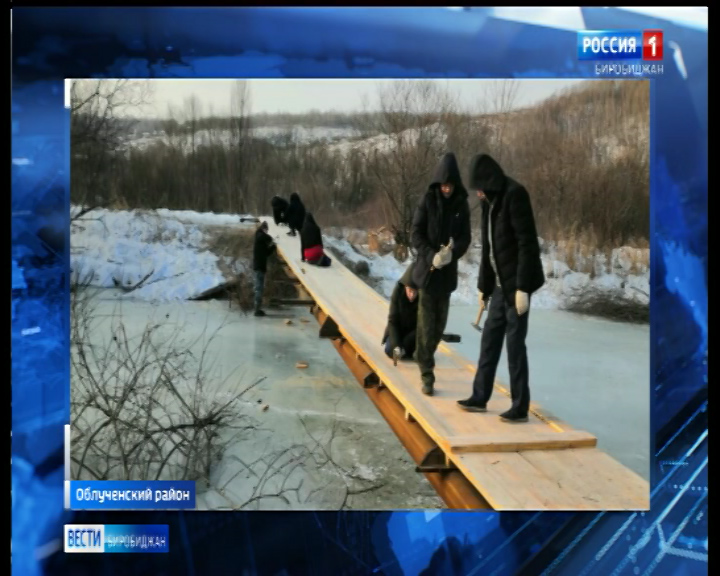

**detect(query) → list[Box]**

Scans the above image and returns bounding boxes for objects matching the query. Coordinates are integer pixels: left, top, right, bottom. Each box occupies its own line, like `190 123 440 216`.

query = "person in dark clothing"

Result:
285 192 306 236
252 221 277 317
411 152 472 395
382 262 419 362
458 154 545 422
271 195 290 227
300 213 332 267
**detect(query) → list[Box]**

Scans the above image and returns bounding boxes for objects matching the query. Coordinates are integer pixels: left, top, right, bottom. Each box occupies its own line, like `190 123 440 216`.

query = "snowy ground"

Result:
71 207 649 312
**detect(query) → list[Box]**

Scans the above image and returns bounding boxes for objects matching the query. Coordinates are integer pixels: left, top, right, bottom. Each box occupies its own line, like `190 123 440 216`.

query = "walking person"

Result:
300 213 332 267
458 153 545 422
252 221 277 317
285 192 306 237
411 152 472 396
382 262 420 363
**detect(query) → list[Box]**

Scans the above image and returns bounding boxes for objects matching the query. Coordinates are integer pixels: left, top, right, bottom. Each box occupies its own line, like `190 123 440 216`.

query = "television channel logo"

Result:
64 524 169 553
64 525 104 553
577 30 663 61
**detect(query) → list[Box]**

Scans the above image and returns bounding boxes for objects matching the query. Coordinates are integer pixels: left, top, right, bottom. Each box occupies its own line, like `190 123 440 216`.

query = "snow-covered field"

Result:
71 207 649 311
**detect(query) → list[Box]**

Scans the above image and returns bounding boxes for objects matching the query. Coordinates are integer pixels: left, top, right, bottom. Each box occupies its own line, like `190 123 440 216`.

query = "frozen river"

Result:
72 289 649 510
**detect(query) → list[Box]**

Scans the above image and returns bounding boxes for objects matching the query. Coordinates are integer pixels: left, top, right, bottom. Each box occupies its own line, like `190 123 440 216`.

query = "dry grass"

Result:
566 294 649 324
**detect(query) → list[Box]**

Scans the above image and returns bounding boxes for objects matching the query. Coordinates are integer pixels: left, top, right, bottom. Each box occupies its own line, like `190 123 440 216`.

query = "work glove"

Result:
516 290 529 316
394 346 404 358
432 239 454 269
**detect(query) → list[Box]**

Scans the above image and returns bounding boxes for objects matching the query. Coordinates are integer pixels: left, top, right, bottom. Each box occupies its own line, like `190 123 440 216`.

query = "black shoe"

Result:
422 384 434 396
499 409 528 423
254 309 266 317
457 398 487 412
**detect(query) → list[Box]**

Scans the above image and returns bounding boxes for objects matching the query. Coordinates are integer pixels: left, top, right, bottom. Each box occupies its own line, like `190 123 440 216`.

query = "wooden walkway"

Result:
266 221 650 511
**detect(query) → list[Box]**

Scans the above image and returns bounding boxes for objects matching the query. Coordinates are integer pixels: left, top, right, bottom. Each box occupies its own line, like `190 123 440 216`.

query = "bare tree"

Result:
482 79 520 166
229 80 253 214
360 80 454 257
70 79 153 220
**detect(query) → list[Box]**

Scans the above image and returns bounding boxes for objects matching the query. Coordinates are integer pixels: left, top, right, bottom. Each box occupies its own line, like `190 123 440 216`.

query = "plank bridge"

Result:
266 221 650 510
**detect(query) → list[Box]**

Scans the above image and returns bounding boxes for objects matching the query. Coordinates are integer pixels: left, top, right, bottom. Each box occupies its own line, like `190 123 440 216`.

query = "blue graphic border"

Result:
11 7 706 576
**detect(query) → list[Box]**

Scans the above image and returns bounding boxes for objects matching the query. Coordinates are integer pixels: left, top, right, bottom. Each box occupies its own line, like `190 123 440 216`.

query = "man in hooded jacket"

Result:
285 193 306 237
411 152 472 395
382 262 420 362
458 154 545 422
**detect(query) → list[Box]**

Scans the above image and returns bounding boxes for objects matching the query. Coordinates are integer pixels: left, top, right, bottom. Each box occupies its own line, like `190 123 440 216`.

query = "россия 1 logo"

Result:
577 29 663 75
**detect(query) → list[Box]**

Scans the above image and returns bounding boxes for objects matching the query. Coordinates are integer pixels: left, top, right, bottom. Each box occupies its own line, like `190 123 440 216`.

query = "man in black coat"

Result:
271 196 290 227
285 192 306 237
252 221 277 317
458 154 545 422
411 152 472 395
382 263 419 362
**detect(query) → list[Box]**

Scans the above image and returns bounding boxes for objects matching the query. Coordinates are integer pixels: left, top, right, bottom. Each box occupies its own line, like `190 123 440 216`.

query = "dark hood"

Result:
289 193 301 206
399 262 417 289
430 153 467 197
468 154 507 201
271 196 285 207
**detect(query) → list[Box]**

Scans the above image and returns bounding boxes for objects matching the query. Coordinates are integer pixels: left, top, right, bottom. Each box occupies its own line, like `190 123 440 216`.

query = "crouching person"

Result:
300 213 332 267
271 195 290 227
382 263 419 363
252 221 276 317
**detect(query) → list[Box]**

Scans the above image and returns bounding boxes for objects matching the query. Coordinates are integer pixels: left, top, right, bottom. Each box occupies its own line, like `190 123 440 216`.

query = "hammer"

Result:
470 306 484 332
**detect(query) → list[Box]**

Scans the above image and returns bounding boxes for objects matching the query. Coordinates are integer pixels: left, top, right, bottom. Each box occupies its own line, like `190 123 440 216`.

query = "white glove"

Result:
432 243 453 269
516 290 529 316
393 346 404 358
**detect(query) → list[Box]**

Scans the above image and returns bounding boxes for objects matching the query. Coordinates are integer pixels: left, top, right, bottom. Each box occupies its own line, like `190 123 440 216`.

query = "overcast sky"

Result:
127 79 590 118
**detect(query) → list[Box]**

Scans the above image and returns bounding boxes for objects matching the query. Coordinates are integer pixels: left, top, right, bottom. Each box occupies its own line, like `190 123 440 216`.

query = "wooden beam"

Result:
441 430 598 454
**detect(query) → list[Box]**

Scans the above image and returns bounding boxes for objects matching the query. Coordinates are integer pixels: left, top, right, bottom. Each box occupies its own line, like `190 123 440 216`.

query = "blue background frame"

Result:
11 7 707 576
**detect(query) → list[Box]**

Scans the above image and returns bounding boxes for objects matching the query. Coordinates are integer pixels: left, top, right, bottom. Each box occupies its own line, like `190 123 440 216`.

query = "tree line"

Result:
71 79 649 251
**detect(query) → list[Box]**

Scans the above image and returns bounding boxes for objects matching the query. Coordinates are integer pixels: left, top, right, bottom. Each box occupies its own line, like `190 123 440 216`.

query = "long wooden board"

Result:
263 221 650 510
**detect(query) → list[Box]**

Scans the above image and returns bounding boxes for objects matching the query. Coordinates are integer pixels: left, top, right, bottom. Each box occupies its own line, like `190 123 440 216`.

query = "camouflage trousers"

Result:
415 290 451 388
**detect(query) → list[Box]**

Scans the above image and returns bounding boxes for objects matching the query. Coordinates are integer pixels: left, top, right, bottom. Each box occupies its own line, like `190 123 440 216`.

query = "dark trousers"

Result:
254 270 265 311
416 290 451 387
471 284 531 415
384 330 417 359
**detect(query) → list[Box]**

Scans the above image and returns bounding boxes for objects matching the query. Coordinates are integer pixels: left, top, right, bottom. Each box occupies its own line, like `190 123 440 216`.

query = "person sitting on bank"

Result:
300 213 332 267
382 262 419 362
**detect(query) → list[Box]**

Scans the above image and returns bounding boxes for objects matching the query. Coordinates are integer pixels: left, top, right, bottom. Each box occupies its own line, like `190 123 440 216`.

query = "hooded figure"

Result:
285 192 306 236
382 263 420 360
410 152 472 395
469 154 545 305
457 153 545 422
300 213 331 266
271 195 290 227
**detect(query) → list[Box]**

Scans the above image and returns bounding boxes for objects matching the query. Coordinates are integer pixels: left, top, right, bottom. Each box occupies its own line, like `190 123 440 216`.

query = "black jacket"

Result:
382 264 419 349
300 213 323 261
411 153 472 294
271 196 289 226
285 193 306 232
252 226 276 272
469 154 545 304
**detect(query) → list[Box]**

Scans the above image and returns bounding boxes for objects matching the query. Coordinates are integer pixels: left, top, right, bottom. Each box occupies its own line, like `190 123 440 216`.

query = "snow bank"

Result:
71 208 255 302
70 207 649 313
325 232 650 311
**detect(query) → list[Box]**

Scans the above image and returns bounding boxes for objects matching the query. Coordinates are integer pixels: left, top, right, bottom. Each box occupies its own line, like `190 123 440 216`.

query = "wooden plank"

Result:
441 430 598 454
522 449 650 510
453 452 597 511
